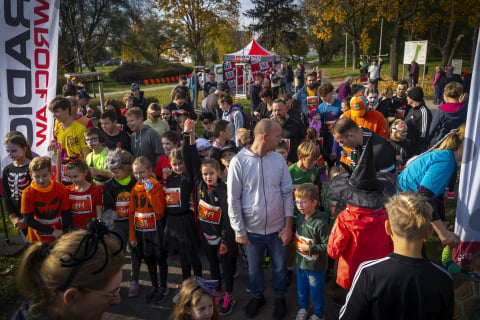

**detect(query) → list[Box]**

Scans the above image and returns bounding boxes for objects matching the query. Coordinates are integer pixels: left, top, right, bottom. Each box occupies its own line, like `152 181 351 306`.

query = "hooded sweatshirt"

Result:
222 104 244 147
428 101 467 146
227 147 294 237
327 204 393 289
130 125 164 170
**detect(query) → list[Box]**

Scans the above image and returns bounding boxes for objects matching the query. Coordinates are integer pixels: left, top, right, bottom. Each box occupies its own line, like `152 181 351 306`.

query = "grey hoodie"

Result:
227 147 294 237
130 125 164 168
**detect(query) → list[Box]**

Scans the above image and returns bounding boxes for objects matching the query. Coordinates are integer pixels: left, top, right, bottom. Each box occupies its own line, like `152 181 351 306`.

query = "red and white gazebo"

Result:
223 40 281 95
223 39 280 62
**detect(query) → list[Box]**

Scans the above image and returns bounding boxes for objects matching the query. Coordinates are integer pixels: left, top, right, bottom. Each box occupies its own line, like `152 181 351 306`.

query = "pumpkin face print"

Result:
35 197 60 219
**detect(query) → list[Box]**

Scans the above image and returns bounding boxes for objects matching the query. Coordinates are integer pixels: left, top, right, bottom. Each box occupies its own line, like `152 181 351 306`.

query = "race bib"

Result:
307 96 319 106
69 194 93 214
198 200 222 224
164 187 181 208
116 200 130 219
295 232 319 261
36 216 62 243
134 212 157 232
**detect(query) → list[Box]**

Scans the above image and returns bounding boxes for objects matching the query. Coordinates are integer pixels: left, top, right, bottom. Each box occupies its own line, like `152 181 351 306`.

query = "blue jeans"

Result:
297 266 326 318
245 232 288 298
434 86 441 103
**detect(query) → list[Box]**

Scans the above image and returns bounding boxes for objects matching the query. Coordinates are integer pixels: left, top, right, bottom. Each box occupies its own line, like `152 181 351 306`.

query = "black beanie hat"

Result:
407 87 424 102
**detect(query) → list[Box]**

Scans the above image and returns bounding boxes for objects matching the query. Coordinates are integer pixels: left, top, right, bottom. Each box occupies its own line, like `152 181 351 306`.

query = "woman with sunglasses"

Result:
12 220 125 320
144 103 170 138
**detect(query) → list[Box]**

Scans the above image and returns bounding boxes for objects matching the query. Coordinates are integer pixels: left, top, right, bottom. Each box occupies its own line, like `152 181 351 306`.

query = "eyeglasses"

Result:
161 113 170 116
295 200 313 206
83 286 121 298
85 138 99 143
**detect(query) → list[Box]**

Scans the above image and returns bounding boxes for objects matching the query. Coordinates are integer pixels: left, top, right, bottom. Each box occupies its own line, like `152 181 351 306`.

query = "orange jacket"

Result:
128 178 165 242
342 109 389 139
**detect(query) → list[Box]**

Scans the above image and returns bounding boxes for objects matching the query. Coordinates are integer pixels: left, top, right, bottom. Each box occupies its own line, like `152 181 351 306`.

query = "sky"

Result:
239 0 255 29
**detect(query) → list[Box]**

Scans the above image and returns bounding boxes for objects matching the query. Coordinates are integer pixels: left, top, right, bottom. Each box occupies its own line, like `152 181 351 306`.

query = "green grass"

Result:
0 216 23 317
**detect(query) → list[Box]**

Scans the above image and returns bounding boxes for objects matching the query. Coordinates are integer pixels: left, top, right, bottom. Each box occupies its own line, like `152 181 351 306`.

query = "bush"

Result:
110 63 193 84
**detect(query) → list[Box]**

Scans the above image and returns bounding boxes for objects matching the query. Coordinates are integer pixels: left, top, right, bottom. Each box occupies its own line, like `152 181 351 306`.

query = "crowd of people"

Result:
6 62 478 320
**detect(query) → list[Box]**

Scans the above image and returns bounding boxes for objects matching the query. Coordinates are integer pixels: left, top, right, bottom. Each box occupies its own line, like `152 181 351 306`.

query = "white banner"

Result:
403 40 428 64
453 35 480 267
0 0 58 169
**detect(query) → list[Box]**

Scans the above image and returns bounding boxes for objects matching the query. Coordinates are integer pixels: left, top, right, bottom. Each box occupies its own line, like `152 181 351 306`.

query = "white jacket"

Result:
227 147 294 237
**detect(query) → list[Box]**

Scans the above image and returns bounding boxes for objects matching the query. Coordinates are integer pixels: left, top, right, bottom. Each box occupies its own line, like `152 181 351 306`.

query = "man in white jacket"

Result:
227 119 294 319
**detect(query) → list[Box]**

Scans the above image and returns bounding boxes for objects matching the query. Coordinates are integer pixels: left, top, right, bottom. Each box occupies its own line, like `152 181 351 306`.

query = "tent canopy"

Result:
223 39 280 62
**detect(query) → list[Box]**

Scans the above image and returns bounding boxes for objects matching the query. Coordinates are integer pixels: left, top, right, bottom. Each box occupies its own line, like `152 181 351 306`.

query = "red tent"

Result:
223 39 280 62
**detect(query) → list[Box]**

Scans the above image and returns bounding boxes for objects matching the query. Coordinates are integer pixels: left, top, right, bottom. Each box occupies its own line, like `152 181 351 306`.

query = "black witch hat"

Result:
329 138 396 208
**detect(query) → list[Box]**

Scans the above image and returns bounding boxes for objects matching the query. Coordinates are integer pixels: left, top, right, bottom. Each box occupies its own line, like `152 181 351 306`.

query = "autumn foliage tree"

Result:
154 0 240 64
304 0 373 68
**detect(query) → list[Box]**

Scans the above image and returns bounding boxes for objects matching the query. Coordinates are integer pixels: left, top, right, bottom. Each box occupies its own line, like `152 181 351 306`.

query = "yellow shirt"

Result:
55 121 87 159
143 119 169 138
307 87 317 97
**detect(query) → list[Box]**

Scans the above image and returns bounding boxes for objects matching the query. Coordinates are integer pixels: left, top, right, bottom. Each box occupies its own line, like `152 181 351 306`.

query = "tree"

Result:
304 0 373 69
59 0 130 72
153 0 240 65
302 1 344 65
121 15 178 64
419 0 480 66
374 0 420 81
244 0 299 52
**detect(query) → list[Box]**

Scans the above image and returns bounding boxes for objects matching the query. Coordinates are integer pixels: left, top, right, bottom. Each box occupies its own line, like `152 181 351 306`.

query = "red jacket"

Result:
327 204 393 289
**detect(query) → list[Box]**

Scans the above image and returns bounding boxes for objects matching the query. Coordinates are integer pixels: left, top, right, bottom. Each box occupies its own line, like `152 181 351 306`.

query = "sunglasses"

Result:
153 115 161 119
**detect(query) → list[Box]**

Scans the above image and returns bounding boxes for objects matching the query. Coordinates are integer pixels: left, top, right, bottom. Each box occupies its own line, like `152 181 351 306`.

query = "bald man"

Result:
227 119 294 319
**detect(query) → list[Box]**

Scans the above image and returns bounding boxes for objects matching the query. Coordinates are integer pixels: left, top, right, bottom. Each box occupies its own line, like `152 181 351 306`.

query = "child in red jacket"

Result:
326 139 395 289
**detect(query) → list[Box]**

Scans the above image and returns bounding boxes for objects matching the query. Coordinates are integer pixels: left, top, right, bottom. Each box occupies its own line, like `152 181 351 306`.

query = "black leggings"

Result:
202 238 235 293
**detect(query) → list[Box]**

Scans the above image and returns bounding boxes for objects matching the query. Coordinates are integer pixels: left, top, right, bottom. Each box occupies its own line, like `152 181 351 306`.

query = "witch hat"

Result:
329 137 396 208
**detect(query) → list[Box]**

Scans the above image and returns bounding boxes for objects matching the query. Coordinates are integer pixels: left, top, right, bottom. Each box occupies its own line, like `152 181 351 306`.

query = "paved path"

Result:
102 249 343 320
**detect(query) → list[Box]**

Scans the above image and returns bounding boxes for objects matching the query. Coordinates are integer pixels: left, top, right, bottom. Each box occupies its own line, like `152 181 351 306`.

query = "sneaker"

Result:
245 295 265 318
273 297 287 320
154 287 169 304
309 315 323 320
219 294 235 316
296 309 308 320
128 280 139 298
145 286 159 304
172 292 180 303
215 291 223 307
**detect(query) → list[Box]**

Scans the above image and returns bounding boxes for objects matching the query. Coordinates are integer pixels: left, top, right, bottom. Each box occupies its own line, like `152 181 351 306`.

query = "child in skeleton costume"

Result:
2 131 33 237
182 119 237 315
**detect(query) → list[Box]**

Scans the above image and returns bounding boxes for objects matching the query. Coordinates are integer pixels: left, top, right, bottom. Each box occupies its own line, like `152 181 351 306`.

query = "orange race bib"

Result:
134 212 157 232
70 194 93 214
198 200 222 224
116 200 130 219
35 216 62 243
164 187 181 208
295 232 319 261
